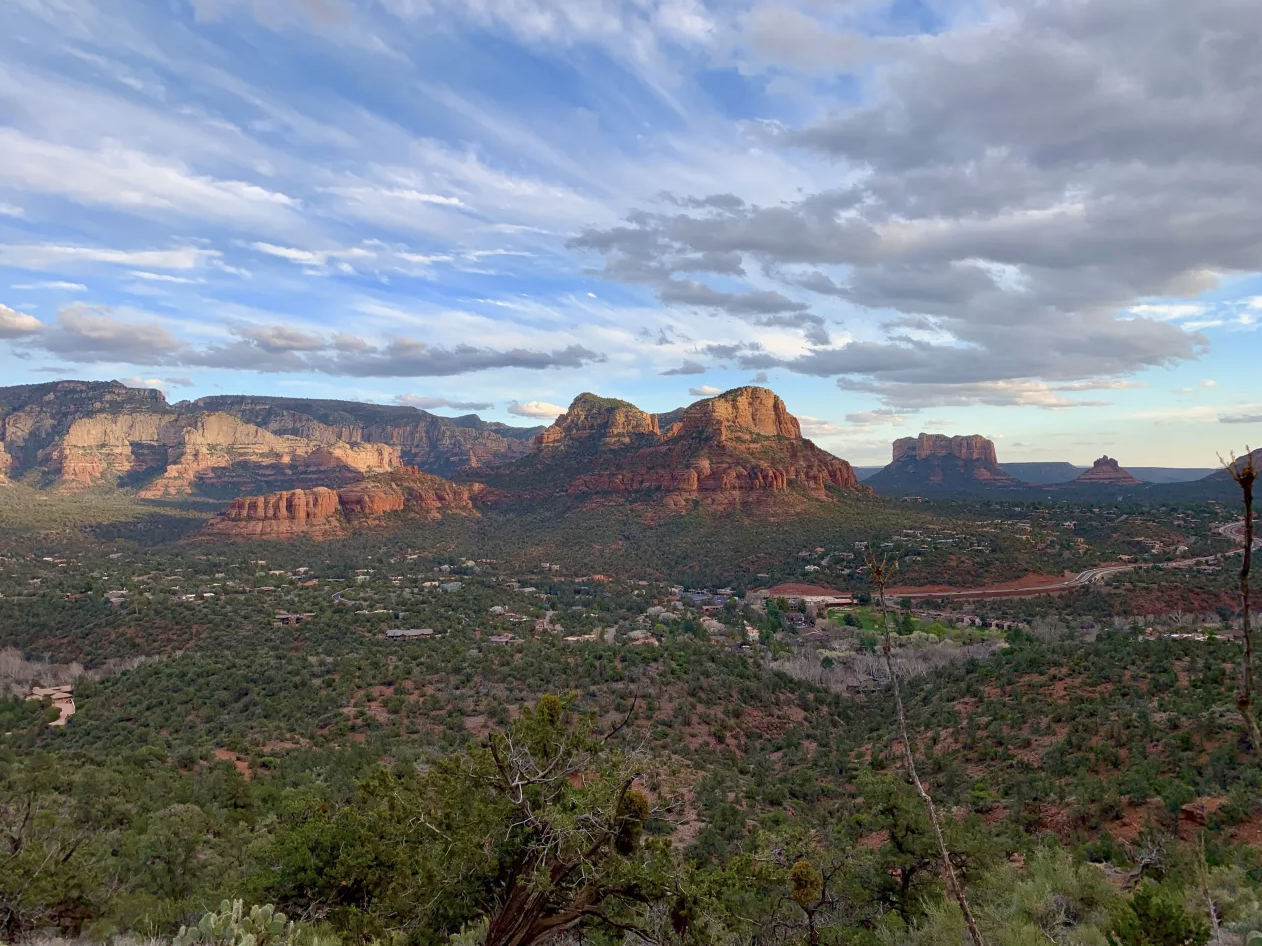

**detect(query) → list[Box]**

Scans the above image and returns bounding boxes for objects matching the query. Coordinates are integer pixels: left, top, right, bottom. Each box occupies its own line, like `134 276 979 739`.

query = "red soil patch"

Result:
213 748 251 780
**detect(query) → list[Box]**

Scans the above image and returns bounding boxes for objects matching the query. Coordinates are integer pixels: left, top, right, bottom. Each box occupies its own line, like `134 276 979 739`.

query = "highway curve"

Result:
890 520 1257 601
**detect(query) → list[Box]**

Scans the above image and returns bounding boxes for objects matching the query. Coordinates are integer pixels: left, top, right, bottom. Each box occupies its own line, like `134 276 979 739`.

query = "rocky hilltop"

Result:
478 386 865 510
1074 456 1142 487
0 381 540 494
208 469 477 538
867 433 1023 494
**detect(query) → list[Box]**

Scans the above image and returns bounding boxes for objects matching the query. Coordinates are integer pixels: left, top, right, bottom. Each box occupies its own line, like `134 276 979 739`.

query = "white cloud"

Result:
0 244 219 271
844 409 908 426
127 271 203 284
1129 303 1206 321
0 203 23 218
0 129 301 228
10 281 86 291
507 399 567 418
688 384 722 396
0 303 44 338
393 394 494 411
797 415 850 438
116 375 193 392
1203 379 1218 387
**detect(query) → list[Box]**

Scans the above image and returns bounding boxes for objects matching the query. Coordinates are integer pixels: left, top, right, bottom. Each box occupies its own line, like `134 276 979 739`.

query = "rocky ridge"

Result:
867 433 1022 494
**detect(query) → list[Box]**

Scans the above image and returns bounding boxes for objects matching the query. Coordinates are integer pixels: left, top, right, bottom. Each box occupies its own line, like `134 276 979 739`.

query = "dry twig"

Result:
866 551 986 946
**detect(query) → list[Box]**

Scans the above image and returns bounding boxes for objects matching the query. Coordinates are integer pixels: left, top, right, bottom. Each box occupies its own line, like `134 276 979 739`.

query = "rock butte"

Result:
1074 456 1142 487
869 433 1020 492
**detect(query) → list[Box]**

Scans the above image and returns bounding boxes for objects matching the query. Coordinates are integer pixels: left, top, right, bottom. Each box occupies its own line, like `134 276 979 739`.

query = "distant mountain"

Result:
0 380 540 495
1001 462 1084 485
852 466 885 481
1127 467 1217 484
466 386 868 511
867 433 1023 494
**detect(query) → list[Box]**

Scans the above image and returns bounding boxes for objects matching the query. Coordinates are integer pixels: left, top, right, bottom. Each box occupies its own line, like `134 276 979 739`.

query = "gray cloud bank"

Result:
10 303 605 378
574 0 1262 407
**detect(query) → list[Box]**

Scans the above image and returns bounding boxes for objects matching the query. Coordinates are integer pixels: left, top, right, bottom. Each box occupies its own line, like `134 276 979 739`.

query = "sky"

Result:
2 0 1261 467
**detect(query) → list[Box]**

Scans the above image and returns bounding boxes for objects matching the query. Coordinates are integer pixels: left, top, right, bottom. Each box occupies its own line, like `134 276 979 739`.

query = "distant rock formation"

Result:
867 433 1022 494
0 380 541 495
208 469 476 538
479 386 866 510
1074 456 1142 487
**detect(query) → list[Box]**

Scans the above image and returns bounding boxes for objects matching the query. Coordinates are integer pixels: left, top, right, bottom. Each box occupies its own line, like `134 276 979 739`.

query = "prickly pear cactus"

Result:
174 900 293 946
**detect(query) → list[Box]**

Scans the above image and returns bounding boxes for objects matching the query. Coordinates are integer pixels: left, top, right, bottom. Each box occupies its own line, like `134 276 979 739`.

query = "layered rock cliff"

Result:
1074 456 1142 487
137 414 402 497
867 433 1022 494
535 394 659 451
209 469 476 538
192 395 540 476
0 381 540 494
477 387 865 510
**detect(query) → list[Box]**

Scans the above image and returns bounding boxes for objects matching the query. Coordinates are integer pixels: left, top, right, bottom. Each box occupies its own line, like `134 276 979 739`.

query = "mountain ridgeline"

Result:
0 381 1242 536
0 380 540 495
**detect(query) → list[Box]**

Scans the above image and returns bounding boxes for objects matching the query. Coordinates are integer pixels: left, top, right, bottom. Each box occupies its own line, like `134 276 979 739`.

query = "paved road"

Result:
896 519 1257 600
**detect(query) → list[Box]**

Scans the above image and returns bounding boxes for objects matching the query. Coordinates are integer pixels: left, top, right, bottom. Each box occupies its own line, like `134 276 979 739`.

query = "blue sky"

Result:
2 0 1260 466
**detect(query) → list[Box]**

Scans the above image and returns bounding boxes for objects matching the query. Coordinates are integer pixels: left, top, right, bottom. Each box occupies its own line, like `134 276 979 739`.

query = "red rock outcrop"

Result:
481 387 866 511
214 487 349 538
1075 456 1142 486
868 433 1021 493
672 386 802 442
536 394 660 451
208 468 476 538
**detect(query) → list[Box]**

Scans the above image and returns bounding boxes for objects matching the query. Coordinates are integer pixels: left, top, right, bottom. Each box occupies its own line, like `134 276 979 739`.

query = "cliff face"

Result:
0 382 539 494
479 387 865 510
0 381 172 486
892 433 998 465
536 394 660 451
209 469 476 539
191 395 539 476
1075 456 1142 486
137 414 402 497
868 433 1021 494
